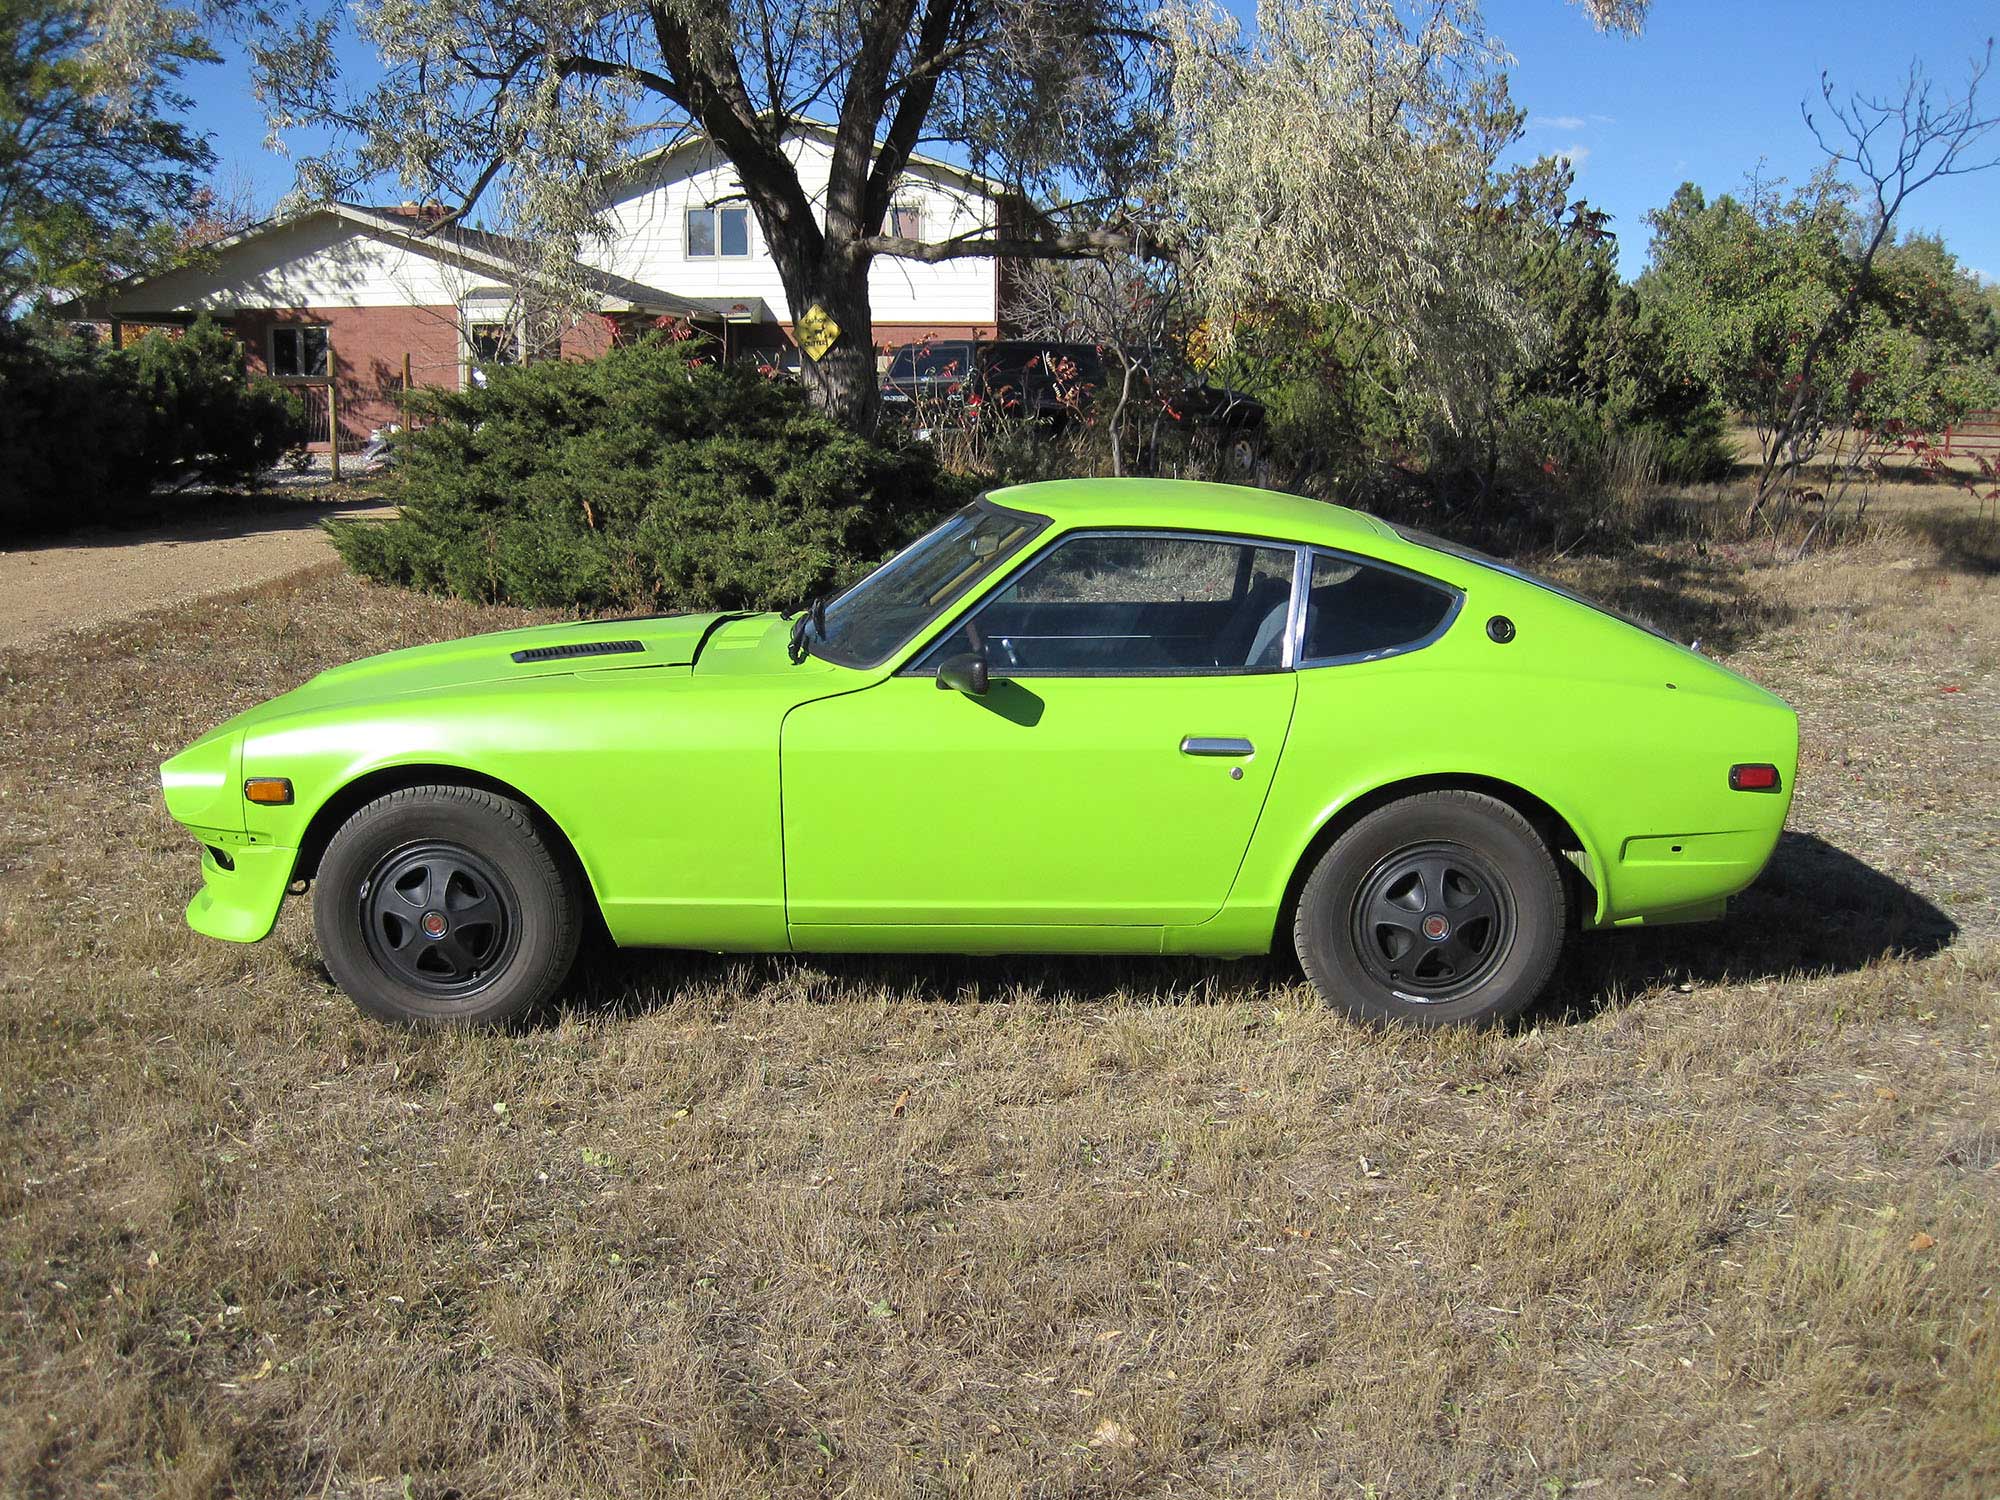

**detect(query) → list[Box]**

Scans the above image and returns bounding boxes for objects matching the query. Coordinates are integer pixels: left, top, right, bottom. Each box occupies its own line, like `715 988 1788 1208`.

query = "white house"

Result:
583 124 1006 347
79 124 1012 445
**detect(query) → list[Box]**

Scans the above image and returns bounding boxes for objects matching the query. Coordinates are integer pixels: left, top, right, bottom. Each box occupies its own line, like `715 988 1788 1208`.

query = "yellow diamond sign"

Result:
796 303 841 362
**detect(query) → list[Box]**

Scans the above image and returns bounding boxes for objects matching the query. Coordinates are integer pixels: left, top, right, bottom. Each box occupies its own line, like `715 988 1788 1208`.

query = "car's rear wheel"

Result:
1294 790 1566 1027
313 785 581 1027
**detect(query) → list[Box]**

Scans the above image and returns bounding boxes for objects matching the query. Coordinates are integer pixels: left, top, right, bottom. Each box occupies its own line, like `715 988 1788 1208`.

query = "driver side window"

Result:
917 533 1297 676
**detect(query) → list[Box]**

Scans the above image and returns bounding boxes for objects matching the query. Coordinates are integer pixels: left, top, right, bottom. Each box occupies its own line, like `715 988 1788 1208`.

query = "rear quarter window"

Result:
1302 553 1459 663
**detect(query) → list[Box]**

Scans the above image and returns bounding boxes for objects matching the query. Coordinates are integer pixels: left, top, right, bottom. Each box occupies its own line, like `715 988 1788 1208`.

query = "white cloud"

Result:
1532 114 1588 130
1556 142 1592 170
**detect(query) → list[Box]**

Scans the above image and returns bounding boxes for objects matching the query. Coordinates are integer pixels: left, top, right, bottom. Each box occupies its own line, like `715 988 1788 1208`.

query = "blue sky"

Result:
1486 0 1998 278
186 0 1999 282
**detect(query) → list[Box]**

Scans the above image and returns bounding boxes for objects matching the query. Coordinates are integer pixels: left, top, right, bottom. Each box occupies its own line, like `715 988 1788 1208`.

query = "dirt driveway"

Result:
0 495 393 650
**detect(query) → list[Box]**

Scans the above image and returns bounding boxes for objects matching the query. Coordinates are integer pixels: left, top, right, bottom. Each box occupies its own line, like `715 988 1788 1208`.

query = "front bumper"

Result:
183 834 296 943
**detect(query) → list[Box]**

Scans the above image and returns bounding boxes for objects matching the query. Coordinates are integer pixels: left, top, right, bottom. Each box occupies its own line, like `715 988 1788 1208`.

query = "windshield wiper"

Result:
785 593 828 664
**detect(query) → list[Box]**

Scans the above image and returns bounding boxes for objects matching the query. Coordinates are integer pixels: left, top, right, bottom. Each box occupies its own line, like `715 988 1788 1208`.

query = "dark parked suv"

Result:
880 339 1265 436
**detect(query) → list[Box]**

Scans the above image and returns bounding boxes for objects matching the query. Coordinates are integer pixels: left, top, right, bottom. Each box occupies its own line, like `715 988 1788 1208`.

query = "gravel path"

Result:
0 497 393 650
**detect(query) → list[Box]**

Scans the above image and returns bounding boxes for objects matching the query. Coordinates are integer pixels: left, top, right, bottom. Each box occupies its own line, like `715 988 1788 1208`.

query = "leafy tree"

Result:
1639 173 1852 457
1157 0 1646 438
1643 48 2000 519
1199 151 1726 523
225 0 1651 431
0 0 216 306
1643 160 2000 513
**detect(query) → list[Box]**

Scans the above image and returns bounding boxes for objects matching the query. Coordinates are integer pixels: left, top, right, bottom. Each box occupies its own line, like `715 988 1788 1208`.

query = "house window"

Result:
465 320 519 387
270 325 329 378
888 201 924 241
468 321 519 366
687 203 751 258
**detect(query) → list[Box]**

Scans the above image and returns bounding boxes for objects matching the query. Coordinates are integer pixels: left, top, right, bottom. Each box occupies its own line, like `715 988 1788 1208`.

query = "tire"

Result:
313 784 581 1027
1293 790 1566 1028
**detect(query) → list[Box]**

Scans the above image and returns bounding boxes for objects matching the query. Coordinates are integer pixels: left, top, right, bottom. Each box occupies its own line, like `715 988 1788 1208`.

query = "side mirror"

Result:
935 651 990 697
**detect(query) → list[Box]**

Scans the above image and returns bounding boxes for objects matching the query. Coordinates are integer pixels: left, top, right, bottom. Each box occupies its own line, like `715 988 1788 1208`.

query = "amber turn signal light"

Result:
1728 763 1780 792
243 777 294 805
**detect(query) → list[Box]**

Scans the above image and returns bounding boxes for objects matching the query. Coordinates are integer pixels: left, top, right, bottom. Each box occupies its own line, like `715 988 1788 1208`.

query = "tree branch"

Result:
558 53 682 103
864 0 963 231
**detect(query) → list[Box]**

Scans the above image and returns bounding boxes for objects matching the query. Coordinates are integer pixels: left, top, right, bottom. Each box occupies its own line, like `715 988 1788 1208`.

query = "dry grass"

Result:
1 498 1997 1498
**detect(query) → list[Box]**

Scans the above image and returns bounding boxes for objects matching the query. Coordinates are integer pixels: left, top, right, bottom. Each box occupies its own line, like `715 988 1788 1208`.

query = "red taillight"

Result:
1729 763 1780 792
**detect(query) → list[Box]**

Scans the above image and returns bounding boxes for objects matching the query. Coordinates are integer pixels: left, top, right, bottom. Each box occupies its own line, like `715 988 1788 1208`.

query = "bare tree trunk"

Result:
763 224 882 434
1110 355 1135 477
795 267 881 435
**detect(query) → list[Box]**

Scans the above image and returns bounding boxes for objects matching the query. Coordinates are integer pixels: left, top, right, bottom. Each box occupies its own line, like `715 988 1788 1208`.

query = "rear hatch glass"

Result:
1391 525 1682 645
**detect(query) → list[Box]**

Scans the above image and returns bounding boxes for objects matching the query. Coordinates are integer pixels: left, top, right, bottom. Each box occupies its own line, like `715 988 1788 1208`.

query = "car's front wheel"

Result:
1294 790 1566 1027
313 784 581 1027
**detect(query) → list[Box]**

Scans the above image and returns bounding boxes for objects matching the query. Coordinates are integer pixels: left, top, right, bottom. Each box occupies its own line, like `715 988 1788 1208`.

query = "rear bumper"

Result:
1606 826 1784 924
183 837 295 943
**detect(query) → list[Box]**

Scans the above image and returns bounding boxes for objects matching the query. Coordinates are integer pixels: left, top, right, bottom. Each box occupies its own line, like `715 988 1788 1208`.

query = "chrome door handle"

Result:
1180 736 1255 756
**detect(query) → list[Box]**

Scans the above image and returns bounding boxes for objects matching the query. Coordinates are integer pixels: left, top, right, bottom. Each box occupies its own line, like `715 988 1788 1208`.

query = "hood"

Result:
308 611 739 696
160 611 805 826
217 611 779 730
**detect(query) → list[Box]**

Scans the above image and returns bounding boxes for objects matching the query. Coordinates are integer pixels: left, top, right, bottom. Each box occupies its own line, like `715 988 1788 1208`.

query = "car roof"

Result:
984 478 1396 551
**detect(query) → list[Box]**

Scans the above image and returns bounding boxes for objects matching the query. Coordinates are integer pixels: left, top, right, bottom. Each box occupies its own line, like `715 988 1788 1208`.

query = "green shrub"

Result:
0 321 137 536
332 346 972 610
121 317 299 491
0 315 299 540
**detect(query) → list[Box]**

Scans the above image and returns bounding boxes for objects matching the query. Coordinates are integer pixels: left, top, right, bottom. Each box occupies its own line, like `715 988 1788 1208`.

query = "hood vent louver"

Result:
510 639 646 665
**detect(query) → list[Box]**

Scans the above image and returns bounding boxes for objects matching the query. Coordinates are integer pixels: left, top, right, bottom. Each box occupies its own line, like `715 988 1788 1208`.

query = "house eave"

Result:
61 202 716 322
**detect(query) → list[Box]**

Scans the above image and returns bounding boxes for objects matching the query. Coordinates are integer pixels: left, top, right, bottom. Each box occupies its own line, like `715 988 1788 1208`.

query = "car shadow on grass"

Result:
560 943 1299 1021
558 832 1958 1027
1545 830 1960 1021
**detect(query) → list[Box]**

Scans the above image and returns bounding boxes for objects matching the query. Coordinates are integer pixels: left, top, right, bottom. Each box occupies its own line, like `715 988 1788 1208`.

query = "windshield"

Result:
1391 524 1681 645
808 500 1049 668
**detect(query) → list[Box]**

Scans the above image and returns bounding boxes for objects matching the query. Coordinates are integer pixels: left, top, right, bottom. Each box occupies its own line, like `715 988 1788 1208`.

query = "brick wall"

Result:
224 306 1009 448
558 314 619 362
234 305 463 447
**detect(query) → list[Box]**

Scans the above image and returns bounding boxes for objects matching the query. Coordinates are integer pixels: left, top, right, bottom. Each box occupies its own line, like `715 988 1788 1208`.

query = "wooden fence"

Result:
1942 410 2000 459
278 352 425 478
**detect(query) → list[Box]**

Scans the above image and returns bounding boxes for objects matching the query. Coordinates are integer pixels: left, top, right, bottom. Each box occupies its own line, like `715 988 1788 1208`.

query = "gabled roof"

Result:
600 118 1005 205
72 202 714 320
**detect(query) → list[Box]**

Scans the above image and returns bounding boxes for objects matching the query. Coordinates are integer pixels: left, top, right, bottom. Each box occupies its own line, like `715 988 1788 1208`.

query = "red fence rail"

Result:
1942 410 2000 458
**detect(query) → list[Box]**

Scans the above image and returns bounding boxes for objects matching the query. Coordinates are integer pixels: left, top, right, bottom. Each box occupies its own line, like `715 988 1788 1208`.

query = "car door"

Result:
780 531 1303 934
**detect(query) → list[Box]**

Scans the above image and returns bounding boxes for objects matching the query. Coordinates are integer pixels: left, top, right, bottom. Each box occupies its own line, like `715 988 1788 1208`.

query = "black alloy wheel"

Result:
314 784 581 1027
1349 842 1512 1001
359 841 518 997
1294 790 1566 1028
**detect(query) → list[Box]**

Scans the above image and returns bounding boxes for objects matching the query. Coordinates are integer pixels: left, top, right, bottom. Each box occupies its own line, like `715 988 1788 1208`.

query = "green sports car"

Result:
160 479 1797 1028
